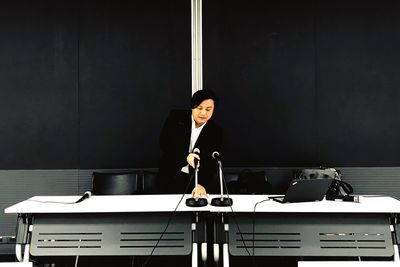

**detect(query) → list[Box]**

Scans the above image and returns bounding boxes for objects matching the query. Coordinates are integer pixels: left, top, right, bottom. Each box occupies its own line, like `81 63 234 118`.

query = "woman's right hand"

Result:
186 153 200 168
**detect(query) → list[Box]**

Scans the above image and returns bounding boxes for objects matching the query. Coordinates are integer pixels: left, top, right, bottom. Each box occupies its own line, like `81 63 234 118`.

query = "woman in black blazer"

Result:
157 90 223 196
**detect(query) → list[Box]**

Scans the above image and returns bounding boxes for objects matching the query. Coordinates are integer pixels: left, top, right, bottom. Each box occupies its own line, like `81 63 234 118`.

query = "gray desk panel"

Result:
30 213 192 256
229 213 394 257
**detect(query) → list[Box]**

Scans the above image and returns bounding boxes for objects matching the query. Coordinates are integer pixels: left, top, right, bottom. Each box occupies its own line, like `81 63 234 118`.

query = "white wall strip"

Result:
191 0 203 94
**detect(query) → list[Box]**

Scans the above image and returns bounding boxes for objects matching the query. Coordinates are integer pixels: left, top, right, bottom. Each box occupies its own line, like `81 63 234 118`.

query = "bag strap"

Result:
337 180 353 195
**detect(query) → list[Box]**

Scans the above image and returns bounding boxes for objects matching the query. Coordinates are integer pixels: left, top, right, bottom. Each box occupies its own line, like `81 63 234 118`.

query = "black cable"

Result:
27 172 195 267
220 171 253 257
141 171 196 267
27 191 92 205
27 198 84 205
251 198 270 267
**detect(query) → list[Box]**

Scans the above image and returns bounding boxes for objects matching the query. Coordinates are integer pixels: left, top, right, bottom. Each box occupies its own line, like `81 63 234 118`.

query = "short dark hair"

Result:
190 90 218 109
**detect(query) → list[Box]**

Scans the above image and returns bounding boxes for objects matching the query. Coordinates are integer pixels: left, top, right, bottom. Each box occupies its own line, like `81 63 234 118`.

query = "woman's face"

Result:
192 99 215 127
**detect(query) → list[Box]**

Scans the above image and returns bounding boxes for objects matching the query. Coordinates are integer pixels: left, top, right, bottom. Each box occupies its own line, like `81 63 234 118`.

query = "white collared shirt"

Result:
181 116 207 173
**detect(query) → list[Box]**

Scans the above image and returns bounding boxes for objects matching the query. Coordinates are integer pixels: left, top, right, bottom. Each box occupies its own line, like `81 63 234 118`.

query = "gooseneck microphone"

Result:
75 191 92 203
211 151 233 207
193 147 200 167
186 148 208 207
212 151 221 161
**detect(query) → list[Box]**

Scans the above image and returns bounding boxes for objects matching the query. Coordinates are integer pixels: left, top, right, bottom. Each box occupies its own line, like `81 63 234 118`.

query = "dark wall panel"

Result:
1 0 400 170
204 0 400 167
316 1 400 166
0 0 191 170
78 0 191 168
0 1 78 169
204 0 317 166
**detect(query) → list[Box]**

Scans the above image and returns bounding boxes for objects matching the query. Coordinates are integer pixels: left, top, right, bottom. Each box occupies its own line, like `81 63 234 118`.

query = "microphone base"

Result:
211 197 233 207
186 197 208 207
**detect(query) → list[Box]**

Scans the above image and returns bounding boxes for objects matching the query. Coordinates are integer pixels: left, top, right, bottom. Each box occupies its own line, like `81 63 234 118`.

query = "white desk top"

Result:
5 194 400 214
5 194 199 214
298 261 398 267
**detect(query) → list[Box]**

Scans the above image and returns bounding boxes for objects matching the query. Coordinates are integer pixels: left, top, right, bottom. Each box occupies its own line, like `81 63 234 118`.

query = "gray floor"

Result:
0 255 299 267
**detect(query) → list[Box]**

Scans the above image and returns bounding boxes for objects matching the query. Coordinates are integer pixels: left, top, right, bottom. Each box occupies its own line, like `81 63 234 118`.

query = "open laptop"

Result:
270 178 334 203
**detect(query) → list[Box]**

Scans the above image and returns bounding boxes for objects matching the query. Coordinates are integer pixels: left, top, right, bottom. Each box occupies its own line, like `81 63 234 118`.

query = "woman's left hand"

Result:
191 184 207 198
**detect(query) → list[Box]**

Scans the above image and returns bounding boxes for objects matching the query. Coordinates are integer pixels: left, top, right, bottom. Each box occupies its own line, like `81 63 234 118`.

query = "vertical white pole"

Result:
223 243 229 267
191 0 195 94
192 243 198 267
192 0 203 95
199 0 203 91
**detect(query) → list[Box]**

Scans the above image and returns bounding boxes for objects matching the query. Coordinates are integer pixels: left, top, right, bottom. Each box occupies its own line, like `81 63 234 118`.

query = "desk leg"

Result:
223 222 229 267
193 212 208 266
213 213 229 267
15 214 32 263
15 244 23 262
223 243 229 267
201 242 207 263
213 243 220 263
213 214 221 265
393 214 400 262
23 242 31 263
394 245 400 263
16 244 30 263
192 243 198 267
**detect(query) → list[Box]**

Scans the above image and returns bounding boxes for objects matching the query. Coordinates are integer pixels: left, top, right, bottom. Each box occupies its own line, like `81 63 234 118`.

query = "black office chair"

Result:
142 170 159 194
223 172 241 194
225 170 272 194
92 171 141 195
90 170 143 267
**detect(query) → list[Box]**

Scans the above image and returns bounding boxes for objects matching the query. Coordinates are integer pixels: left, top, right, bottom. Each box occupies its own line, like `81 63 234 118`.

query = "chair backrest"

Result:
223 172 241 184
142 170 158 194
225 170 272 194
223 172 241 194
92 171 140 195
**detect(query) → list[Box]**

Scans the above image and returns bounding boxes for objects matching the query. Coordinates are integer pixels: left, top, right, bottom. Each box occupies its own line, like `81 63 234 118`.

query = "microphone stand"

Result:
211 160 233 206
186 162 208 207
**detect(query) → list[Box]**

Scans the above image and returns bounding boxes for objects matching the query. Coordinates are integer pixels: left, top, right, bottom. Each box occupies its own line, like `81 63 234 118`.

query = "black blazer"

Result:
157 109 223 193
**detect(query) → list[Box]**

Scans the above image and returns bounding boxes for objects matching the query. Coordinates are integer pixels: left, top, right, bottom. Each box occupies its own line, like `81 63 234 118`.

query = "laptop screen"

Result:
273 178 334 203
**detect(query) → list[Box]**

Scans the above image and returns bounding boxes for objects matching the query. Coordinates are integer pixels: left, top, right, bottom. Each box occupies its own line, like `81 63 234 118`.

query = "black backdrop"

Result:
0 0 191 169
0 0 399 169
204 0 400 167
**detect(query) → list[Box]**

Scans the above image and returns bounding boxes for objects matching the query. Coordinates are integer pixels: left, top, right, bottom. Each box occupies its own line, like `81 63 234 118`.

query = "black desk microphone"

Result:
186 148 208 207
211 151 233 207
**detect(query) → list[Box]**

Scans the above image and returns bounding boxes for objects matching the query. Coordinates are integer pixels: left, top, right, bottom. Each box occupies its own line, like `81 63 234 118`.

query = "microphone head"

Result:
76 191 92 203
212 151 220 159
193 148 200 154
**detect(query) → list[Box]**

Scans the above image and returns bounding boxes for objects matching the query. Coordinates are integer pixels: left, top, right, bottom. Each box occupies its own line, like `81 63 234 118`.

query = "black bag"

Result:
295 168 353 200
227 170 272 194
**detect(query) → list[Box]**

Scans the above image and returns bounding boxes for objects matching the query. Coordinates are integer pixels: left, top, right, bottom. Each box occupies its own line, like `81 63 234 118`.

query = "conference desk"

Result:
218 195 400 267
5 194 400 267
5 195 201 266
